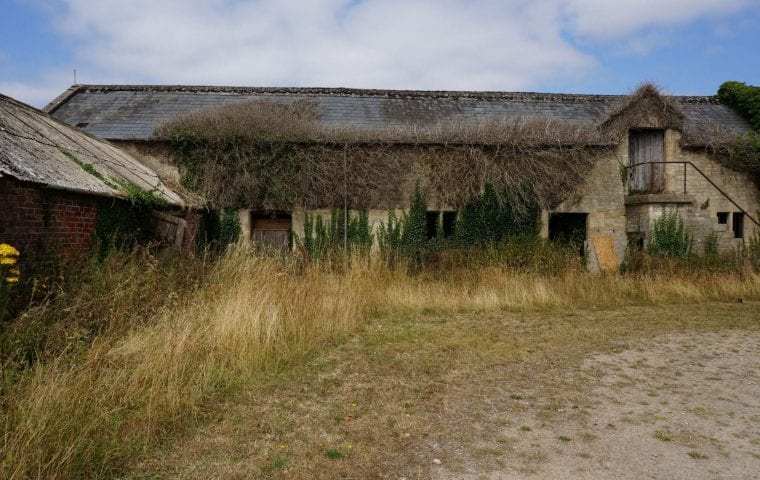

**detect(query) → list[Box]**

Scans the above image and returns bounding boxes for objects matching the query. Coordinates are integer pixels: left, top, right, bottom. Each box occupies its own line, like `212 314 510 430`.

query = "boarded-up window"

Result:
251 212 291 250
628 130 664 193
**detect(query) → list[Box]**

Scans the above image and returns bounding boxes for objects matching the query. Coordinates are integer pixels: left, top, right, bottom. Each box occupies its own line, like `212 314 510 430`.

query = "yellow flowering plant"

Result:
1 243 20 321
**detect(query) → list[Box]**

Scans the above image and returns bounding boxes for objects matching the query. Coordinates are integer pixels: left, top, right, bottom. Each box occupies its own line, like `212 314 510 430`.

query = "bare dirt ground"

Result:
433 330 760 479
129 303 759 479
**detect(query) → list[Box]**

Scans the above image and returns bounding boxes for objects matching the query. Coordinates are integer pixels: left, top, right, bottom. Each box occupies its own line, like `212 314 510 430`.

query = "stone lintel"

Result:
624 194 695 205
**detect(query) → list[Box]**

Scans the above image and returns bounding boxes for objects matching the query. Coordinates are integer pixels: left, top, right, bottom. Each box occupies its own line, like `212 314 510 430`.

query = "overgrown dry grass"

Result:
2 246 760 479
1 248 367 479
373 266 760 311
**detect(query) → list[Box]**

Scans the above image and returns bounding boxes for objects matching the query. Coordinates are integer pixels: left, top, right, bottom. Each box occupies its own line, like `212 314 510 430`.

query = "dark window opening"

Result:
628 129 665 193
717 212 729 225
426 211 439 239
442 211 457 238
549 213 587 257
733 212 744 239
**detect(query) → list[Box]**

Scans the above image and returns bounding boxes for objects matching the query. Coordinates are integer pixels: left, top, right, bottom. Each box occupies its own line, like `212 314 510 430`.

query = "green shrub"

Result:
400 183 428 269
301 209 373 262
456 184 540 246
195 208 241 253
219 208 242 244
703 231 719 256
92 201 142 257
647 210 693 259
347 209 373 257
374 182 542 269
376 210 403 267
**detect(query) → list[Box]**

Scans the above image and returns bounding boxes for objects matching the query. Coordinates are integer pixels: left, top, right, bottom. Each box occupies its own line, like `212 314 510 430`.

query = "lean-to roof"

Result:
0 93 184 206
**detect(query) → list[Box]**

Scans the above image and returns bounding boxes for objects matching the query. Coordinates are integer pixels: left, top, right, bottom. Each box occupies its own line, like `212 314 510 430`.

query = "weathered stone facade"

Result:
622 130 758 257
119 131 759 272
48 84 759 271
548 152 628 271
541 128 759 270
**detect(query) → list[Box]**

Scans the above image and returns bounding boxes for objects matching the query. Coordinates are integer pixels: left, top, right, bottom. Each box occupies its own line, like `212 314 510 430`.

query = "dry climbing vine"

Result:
156 100 615 211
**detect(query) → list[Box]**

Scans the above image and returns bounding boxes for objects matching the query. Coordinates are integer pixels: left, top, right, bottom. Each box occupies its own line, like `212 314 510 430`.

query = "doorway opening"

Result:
549 213 588 256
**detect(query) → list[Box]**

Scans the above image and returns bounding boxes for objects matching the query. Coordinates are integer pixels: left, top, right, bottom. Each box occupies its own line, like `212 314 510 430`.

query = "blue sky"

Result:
1 0 759 107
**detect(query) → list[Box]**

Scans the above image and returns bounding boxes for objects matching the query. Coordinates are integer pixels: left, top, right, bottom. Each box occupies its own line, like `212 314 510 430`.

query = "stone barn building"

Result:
0 93 198 268
45 84 759 270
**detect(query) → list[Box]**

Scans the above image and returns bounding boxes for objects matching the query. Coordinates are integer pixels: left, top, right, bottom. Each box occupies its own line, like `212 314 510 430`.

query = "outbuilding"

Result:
1 93 199 269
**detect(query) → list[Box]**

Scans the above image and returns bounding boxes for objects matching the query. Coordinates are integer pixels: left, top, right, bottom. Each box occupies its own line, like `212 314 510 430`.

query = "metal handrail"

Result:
625 161 759 228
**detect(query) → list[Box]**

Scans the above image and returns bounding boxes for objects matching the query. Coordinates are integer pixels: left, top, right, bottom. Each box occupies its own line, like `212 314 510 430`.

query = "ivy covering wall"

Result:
715 81 760 183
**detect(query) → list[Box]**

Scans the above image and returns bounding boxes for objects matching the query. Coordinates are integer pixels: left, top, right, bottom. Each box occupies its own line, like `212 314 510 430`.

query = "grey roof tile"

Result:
46 85 752 142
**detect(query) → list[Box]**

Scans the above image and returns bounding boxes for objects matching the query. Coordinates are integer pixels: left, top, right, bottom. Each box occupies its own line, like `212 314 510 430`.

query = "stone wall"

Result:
122 132 758 268
238 207 405 251
621 130 759 255
549 152 628 270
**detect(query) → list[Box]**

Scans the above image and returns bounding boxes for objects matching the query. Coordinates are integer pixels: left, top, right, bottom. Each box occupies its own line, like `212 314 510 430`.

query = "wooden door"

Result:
251 215 291 250
628 130 664 193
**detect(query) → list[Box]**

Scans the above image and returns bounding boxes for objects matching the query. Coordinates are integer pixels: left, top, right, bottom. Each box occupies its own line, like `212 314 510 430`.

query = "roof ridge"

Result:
44 84 85 113
67 84 626 100
46 84 722 107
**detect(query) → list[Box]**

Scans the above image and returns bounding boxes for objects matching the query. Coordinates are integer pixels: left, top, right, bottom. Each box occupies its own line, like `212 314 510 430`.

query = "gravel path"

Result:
433 330 760 479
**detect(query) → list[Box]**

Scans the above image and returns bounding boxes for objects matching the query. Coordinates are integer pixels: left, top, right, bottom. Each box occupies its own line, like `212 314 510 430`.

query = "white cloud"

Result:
560 0 750 39
5 0 757 106
28 0 596 91
0 68 75 108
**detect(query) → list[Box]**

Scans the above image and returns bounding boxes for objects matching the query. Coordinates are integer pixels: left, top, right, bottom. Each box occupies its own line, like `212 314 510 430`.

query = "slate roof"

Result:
46 84 751 143
0 93 184 206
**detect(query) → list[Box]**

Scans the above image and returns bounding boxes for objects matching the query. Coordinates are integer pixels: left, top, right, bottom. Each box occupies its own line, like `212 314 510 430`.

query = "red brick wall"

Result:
0 178 100 260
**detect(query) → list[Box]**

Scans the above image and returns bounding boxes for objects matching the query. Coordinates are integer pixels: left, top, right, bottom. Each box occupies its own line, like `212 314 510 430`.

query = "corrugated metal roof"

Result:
0 93 184 206
46 85 751 142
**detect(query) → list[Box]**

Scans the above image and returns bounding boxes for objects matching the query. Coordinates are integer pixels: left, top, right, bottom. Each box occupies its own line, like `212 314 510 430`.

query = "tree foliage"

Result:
718 81 760 131
684 81 760 185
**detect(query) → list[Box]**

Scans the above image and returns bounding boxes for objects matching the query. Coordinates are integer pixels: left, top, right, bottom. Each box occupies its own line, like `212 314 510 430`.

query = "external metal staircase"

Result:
625 161 759 228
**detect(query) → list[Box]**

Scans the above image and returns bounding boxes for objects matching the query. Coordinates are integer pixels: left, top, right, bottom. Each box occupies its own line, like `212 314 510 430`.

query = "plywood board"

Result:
592 235 618 271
